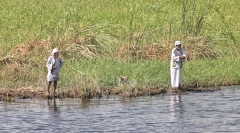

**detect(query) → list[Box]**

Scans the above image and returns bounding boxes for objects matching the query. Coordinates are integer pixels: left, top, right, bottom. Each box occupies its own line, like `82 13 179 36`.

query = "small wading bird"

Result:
119 76 129 85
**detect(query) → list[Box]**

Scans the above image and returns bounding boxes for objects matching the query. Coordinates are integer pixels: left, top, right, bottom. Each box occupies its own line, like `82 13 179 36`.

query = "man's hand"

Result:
179 56 185 59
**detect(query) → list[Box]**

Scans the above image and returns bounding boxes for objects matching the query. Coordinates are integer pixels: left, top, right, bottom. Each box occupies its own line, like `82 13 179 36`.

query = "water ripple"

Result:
1 86 240 132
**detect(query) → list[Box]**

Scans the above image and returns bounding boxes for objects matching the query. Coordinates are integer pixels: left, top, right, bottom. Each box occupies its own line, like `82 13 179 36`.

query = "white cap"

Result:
175 41 182 46
52 48 58 54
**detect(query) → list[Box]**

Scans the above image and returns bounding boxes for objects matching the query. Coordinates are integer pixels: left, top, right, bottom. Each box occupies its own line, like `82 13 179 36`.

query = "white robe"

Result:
170 48 187 88
46 56 64 82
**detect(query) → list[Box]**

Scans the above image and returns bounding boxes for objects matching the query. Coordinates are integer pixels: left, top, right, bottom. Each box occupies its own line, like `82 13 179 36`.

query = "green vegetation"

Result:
0 0 240 92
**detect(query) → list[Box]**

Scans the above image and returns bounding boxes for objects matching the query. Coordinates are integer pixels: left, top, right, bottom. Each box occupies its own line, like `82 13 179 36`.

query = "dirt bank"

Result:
0 86 221 101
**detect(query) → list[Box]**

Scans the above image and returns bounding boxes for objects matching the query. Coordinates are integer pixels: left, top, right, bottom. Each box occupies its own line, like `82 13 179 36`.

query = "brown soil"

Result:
168 86 221 94
0 86 221 101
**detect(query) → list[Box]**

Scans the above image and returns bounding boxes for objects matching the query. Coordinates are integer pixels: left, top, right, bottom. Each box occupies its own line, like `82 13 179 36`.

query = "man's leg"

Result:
53 81 57 96
47 81 52 95
178 84 182 91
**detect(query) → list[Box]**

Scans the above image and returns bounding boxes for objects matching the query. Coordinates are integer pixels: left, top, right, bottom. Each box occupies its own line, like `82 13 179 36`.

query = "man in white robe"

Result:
170 41 187 90
46 48 64 96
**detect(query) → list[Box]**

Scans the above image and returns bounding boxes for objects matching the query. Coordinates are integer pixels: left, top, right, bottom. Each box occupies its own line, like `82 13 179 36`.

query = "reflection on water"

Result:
48 98 61 120
1 86 240 132
48 98 59 112
169 95 184 130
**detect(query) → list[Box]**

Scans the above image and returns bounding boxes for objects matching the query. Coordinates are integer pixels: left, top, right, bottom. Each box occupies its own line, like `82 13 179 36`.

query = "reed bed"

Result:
0 0 240 97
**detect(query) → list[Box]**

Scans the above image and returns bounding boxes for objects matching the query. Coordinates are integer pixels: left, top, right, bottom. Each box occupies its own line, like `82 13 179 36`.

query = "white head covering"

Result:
175 41 182 46
52 48 58 55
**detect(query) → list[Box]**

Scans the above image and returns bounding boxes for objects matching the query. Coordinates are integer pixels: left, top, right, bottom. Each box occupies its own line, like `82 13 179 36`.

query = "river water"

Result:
1 86 240 132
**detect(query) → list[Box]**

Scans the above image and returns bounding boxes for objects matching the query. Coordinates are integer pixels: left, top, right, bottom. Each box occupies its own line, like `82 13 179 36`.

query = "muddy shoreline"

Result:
0 86 221 101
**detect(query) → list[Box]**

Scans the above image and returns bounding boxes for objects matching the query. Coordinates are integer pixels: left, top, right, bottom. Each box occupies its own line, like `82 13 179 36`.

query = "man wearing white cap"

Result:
46 48 64 97
170 41 187 90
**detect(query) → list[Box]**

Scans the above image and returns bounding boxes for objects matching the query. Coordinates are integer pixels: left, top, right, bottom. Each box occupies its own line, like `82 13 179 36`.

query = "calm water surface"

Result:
1 86 240 132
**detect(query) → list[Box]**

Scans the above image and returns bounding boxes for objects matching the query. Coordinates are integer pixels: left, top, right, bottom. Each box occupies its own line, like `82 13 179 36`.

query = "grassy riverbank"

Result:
0 0 240 95
1 57 240 90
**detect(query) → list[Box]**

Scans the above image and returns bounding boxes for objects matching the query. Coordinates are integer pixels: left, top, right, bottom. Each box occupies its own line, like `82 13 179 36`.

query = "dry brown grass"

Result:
0 40 51 66
0 35 106 68
0 40 51 85
0 50 4 57
8 40 50 57
62 38 102 59
117 36 218 61
144 41 172 61
0 35 218 67
184 36 218 60
117 43 147 60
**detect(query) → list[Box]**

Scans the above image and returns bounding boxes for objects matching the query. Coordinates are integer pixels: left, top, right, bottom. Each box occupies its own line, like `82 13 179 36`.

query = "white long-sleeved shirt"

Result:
170 48 187 68
46 56 64 81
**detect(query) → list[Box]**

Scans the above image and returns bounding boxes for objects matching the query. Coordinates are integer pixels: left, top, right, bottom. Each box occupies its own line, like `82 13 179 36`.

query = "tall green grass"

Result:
59 58 240 89
1 0 239 51
1 0 240 90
